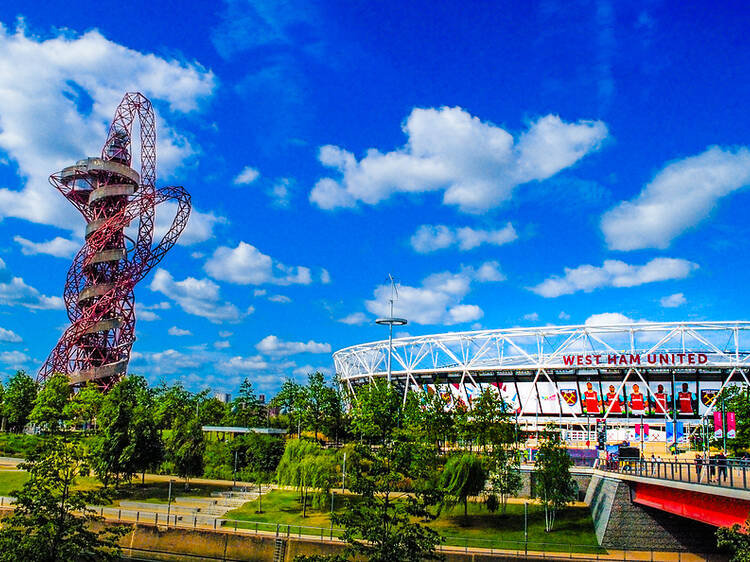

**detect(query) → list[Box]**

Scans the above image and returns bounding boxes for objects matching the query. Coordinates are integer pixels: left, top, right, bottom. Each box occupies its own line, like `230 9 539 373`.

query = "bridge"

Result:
601 458 750 527
578 457 749 553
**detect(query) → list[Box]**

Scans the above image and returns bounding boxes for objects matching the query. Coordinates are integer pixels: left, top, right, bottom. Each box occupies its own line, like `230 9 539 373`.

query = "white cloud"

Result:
137 301 170 322
585 312 636 326
602 147 750 250
320 269 331 284
234 166 260 185
660 292 686 308
268 294 291 303
292 365 333 377
256 335 331 356
205 241 312 286
150 201 225 247
168 326 192 336
219 330 233 338
269 177 293 208
523 312 540 322
214 340 231 349
559 311 571 320
14 235 78 258
149 268 243 323
0 23 215 234
310 107 607 213
339 312 368 325
410 223 517 253
0 350 29 365
531 258 698 298
0 258 64 310
0 327 22 343
365 262 504 325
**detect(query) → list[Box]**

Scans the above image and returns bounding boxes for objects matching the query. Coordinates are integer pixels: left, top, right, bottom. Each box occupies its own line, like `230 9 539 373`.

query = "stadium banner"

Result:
714 411 724 439
727 412 736 439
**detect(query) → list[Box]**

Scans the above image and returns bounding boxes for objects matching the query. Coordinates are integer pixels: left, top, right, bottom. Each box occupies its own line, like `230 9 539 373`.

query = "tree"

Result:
717 516 750 561
715 386 750 454
65 383 103 432
226 378 264 427
197 395 227 425
0 436 126 561
167 416 205 490
534 427 576 532
30 373 71 432
0 380 5 431
440 452 487 516
91 376 161 486
272 379 304 436
276 439 337 517
152 382 192 432
3 370 37 432
337 438 443 562
335 381 443 562
487 446 523 515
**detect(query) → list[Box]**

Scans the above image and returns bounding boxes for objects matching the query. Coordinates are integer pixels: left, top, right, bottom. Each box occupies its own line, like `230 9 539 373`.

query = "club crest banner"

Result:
560 389 578 406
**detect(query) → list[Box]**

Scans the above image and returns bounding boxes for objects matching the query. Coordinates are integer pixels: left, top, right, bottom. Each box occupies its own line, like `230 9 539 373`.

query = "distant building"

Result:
214 392 231 403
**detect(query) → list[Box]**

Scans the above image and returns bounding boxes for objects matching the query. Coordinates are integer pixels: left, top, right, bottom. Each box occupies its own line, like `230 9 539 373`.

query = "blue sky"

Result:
0 1 749 394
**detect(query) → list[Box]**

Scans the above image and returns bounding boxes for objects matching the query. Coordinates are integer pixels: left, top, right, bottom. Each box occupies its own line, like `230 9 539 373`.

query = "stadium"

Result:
333 321 750 445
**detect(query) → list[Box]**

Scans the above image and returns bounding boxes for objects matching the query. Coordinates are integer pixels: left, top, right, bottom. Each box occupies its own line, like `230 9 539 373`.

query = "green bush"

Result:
0 433 43 458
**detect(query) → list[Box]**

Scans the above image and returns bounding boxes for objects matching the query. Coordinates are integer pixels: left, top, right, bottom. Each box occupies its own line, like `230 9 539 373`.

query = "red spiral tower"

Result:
39 92 191 389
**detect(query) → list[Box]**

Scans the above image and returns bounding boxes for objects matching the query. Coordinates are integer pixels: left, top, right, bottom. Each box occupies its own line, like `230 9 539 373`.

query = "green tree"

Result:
3 370 37 432
197 395 227 425
0 436 125 561
0 380 5 431
272 379 304 436
534 426 576 532
226 378 264 427
335 381 443 562
152 382 192 431
91 376 161 486
487 446 522 514
717 516 750 561
65 383 103 431
349 379 402 443
168 416 205 490
715 387 750 454
277 439 337 517
338 438 443 561
440 452 487 516
30 373 71 432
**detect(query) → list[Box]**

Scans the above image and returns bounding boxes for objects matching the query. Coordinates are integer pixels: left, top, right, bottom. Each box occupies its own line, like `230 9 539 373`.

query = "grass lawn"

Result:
0 470 28 496
223 490 604 553
0 469 231 507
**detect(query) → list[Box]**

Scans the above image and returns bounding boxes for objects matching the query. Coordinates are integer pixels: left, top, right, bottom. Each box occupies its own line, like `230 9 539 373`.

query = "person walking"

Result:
695 454 703 482
718 452 728 483
650 453 656 476
709 455 716 482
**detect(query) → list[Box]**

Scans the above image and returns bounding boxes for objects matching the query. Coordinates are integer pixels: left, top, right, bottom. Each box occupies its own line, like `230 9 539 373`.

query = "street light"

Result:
375 274 407 385
166 479 174 526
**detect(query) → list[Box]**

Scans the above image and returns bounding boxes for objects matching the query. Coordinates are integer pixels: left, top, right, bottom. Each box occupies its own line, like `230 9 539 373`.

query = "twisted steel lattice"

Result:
39 92 191 389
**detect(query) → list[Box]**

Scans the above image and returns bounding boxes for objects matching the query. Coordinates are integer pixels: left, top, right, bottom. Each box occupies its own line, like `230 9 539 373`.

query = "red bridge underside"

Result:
632 482 750 527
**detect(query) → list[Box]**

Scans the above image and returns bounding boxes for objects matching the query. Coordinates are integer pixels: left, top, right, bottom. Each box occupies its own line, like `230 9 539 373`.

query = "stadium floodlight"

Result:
375 274 407 385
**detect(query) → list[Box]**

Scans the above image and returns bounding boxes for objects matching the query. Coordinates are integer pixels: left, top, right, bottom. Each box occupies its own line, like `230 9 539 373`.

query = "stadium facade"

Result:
334 321 750 443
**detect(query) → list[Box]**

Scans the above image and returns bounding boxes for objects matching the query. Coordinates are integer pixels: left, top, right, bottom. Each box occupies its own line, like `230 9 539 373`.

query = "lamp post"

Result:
167 479 174 525
375 274 407 385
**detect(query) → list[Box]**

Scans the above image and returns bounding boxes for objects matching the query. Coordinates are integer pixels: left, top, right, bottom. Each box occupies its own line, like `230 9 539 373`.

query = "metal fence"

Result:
0 496 721 559
603 458 750 490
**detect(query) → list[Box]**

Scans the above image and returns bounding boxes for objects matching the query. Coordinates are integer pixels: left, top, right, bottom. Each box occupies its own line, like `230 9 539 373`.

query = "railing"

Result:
2 495 721 559
602 457 750 490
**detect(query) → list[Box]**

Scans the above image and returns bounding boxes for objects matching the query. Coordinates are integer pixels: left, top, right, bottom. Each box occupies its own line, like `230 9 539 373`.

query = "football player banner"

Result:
727 412 736 439
714 411 724 439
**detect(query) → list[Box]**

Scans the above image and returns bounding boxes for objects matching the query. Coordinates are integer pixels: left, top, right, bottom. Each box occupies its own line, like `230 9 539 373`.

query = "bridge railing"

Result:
603 457 750 490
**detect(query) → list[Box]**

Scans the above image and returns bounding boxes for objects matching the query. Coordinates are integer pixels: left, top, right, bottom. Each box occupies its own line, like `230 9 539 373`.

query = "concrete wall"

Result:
582 472 718 552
